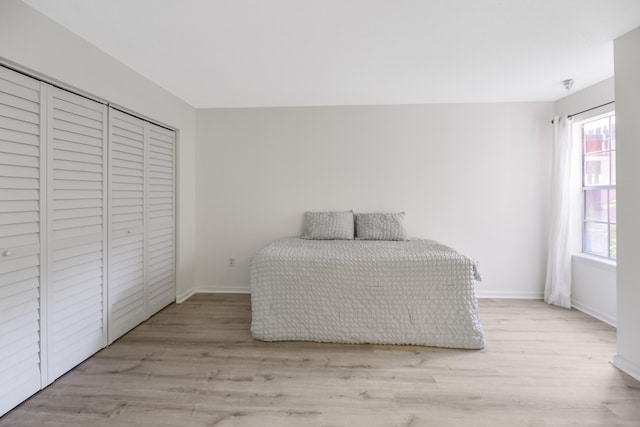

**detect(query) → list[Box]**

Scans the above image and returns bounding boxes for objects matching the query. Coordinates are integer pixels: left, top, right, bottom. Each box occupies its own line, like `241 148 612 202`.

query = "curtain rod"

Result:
551 101 615 124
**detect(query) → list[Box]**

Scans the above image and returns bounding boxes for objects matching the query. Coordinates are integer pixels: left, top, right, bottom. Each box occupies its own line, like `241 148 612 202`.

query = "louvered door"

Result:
108 109 146 343
0 67 44 415
108 110 175 342
146 124 175 315
0 64 176 416
46 86 107 382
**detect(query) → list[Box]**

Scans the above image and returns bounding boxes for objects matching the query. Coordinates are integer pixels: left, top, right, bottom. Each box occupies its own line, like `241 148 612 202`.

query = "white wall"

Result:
571 256 616 325
554 78 617 326
614 26 640 381
196 102 554 296
0 0 197 298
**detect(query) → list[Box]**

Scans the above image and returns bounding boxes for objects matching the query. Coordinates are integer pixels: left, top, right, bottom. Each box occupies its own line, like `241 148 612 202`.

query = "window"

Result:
582 113 616 259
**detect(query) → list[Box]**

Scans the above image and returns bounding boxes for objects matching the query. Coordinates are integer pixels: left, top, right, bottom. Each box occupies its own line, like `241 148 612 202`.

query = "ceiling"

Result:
22 0 640 108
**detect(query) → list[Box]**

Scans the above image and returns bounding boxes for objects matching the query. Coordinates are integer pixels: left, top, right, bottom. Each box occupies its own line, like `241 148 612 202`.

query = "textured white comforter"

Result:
250 238 485 349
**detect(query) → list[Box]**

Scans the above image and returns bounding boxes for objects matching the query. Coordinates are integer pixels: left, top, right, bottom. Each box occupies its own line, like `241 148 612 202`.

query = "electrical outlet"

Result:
229 257 236 267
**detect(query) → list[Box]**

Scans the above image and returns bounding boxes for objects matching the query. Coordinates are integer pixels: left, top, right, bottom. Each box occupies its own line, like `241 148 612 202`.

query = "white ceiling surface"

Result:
21 0 640 108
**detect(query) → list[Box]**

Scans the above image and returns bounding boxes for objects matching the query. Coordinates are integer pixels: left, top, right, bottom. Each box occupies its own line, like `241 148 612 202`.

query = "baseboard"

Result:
475 290 544 299
571 300 616 327
187 288 614 327
190 287 542 299
176 287 196 303
190 287 543 299
182 286 558 300
612 355 640 382
196 285 250 294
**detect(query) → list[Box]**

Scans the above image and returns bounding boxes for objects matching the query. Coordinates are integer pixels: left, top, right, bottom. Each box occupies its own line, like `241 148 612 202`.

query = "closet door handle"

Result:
2 250 12 257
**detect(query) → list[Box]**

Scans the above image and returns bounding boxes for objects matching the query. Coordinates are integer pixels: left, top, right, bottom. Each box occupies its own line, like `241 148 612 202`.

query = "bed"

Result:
250 237 485 349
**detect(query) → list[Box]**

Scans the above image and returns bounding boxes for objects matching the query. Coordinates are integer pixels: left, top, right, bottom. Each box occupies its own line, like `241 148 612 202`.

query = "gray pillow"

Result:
355 212 408 241
302 211 355 240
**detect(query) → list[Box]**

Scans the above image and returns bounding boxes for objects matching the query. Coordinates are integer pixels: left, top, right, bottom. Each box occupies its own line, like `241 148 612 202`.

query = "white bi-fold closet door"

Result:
0 65 175 416
0 66 45 416
0 69 108 411
46 85 109 382
107 108 175 344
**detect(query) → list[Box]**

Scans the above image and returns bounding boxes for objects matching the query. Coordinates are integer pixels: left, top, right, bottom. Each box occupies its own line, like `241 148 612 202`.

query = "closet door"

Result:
108 109 146 343
0 67 44 415
146 124 175 315
46 86 107 382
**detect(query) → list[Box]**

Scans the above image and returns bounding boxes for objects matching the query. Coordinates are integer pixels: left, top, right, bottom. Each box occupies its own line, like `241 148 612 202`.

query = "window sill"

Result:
572 252 617 272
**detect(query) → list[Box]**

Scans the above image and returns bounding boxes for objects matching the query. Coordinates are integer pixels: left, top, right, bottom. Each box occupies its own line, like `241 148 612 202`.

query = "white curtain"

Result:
544 116 574 308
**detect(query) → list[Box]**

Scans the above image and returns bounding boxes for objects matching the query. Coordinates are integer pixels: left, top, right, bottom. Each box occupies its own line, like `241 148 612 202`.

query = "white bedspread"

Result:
250 238 485 349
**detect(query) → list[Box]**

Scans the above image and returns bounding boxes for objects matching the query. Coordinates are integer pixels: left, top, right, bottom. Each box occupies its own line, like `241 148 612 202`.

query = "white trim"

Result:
106 108 114 344
572 252 616 272
612 355 640 382
101 103 109 349
143 121 150 319
183 288 620 330
571 299 616 327
576 111 617 260
176 288 196 303
196 286 250 294
38 82 49 388
188 287 545 299
0 58 108 105
475 290 544 299
171 127 177 308
177 286 253 303
193 287 544 299
44 83 55 385
174 127 181 303
0 59 177 132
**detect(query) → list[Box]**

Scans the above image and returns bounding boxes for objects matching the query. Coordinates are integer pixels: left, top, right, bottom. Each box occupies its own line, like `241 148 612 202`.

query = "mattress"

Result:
250 238 485 349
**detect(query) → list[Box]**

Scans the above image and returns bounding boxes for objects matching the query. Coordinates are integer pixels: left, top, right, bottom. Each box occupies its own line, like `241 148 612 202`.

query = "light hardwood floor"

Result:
1 294 639 427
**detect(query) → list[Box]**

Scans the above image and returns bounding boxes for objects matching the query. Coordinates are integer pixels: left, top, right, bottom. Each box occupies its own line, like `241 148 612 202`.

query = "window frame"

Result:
580 112 616 260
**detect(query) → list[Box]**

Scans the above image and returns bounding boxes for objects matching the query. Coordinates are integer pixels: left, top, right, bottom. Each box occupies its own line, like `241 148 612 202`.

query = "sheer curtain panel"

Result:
544 116 574 308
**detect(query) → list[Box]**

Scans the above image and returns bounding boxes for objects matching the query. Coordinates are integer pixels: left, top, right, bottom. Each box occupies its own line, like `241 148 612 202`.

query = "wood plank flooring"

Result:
1 294 639 427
